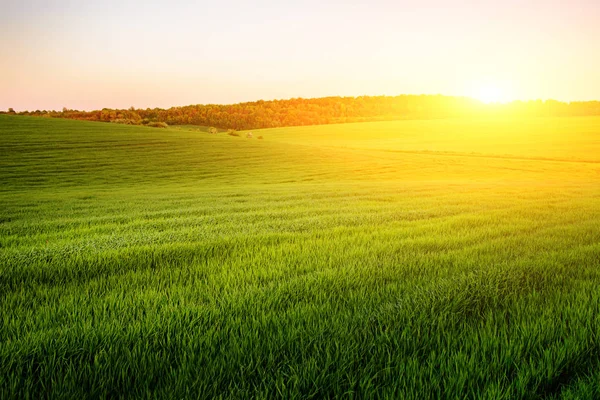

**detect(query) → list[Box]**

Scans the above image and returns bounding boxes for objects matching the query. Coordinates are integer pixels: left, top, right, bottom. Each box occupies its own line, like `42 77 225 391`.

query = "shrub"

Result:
147 122 169 128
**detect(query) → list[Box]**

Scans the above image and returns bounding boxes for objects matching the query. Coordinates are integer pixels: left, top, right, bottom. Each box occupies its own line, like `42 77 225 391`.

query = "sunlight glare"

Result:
473 84 510 104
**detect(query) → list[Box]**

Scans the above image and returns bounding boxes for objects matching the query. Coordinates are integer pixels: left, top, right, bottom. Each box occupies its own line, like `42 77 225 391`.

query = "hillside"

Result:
1 115 600 398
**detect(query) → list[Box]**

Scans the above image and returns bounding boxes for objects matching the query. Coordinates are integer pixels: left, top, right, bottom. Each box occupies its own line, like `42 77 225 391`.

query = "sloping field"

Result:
1 115 600 398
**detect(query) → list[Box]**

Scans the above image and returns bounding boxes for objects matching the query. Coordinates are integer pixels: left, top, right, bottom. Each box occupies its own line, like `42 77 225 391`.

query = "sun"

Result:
473 84 510 104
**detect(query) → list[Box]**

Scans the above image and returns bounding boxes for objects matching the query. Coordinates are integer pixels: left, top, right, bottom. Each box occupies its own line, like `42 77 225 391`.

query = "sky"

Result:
1 0 599 111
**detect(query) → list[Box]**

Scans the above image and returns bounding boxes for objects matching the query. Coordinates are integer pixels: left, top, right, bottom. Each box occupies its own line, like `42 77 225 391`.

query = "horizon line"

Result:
6 93 600 113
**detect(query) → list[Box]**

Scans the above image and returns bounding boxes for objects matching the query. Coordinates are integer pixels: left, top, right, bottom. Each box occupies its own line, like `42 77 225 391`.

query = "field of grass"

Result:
1 114 600 399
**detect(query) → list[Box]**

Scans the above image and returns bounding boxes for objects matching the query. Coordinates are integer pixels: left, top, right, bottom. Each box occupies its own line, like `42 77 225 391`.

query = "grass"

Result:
1 114 600 399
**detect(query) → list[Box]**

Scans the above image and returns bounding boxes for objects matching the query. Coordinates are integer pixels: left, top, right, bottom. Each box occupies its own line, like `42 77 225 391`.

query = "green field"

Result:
1 114 600 399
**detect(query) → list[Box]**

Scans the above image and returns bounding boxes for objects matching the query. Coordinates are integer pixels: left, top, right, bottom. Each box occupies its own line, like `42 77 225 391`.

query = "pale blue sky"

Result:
1 0 599 110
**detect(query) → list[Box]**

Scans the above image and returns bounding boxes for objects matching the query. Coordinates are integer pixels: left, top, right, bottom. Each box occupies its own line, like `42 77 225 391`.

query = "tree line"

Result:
4 96 600 130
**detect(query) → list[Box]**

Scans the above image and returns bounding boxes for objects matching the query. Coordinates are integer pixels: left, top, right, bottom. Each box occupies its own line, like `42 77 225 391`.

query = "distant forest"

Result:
4 95 600 130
